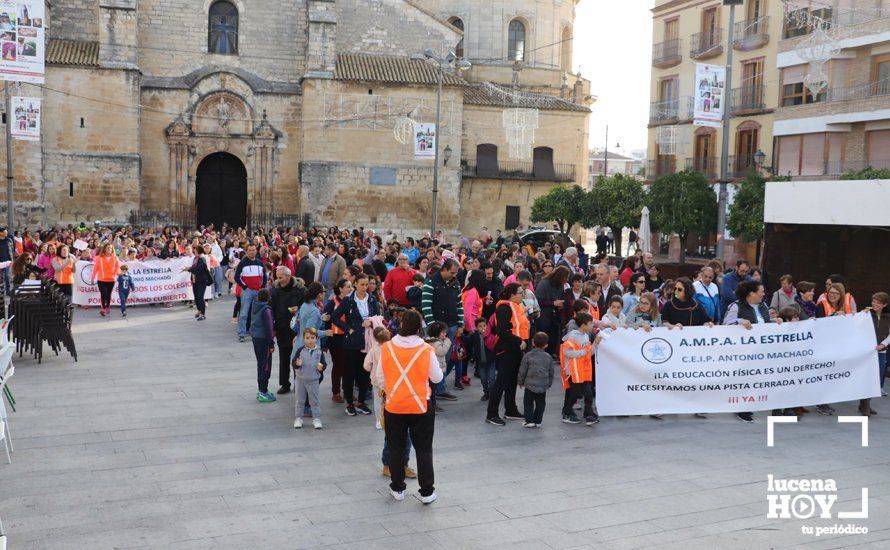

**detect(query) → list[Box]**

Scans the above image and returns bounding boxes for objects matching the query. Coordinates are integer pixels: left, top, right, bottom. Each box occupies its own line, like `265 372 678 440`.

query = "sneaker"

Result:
404 467 417 479
355 403 372 415
293 417 303 429
486 416 506 426
453 383 464 391
437 392 458 401
480 392 489 401
277 386 291 395
197 315 206 321
99 309 106 317
504 412 524 420
694 413 708 418
238 336 245 343
523 421 536 428
434 405 444 413
462 376 471 386
882 390 887 397
375 421 382 430
332 394 344 403
419 492 437 505
257 392 276 403
382 466 391 477
345 405 357 416
561 414 581 424
815 404 833 416
585 415 600 426
122 311 127 317
736 412 754 423
313 418 323 429
391 489 405 502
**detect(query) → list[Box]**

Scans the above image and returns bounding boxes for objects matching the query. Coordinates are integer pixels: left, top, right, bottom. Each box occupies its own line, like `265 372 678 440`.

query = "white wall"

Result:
764 179 890 226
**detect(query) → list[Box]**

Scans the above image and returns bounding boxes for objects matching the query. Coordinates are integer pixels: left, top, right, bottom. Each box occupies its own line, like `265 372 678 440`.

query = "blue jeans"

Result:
478 358 496 393
118 290 129 314
212 266 225 296
382 431 412 466
238 288 258 337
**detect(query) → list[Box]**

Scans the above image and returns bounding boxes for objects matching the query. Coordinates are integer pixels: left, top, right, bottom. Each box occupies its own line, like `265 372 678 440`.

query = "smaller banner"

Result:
72 258 213 307
596 313 880 416
10 95 38 140
413 122 436 159
0 0 45 84
693 63 725 128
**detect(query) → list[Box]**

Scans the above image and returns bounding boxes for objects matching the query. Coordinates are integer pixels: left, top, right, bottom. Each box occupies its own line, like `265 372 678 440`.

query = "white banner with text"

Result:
596 314 880 415
72 258 212 307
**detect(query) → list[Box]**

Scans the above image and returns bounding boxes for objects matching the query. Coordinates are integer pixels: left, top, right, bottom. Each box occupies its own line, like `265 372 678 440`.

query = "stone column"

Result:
306 0 337 78
99 0 138 69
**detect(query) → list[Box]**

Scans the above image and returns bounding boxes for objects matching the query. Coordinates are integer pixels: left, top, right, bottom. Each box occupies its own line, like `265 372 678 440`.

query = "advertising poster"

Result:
0 0 45 83
693 63 725 128
10 95 38 140
413 122 436 160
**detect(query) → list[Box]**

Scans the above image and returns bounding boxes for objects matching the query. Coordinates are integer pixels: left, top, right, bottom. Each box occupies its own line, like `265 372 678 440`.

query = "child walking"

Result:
560 312 599 426
466 317 496 400
292 327 326 429
250 288 276 402
517 332 556 428
117 264 134 317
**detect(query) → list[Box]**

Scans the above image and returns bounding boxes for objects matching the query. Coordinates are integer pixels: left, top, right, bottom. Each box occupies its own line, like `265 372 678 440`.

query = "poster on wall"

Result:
10 95 39 140
414 122 436 160
0 0 44 83
693 63 725 128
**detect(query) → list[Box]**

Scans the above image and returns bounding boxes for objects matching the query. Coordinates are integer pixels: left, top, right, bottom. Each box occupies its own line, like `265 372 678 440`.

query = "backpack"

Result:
483 312 499 350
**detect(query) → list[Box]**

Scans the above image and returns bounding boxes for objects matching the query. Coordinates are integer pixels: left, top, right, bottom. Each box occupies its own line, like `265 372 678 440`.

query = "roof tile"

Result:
46 38 100 67
334 53 465 86
463 83 590 113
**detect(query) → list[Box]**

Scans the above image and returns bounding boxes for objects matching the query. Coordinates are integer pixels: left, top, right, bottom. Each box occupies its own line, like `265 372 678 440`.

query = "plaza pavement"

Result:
1 296 890 549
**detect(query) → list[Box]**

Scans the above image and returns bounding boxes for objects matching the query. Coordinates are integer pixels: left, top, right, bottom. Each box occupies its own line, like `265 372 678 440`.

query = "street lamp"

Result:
443 145 452 166
753 149 772 175
411 49 471 236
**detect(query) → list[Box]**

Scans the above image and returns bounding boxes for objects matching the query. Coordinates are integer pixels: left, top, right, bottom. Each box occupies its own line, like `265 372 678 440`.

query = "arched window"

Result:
449 17 465 59
508 19 526 62
209 1 238 55
560 26 572 71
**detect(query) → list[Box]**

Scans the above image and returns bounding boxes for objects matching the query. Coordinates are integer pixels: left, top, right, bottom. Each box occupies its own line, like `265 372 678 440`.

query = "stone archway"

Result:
195 152 247 229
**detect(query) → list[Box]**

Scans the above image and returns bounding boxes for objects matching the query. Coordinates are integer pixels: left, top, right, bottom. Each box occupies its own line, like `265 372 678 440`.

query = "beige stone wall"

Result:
336 0 460 58
458 178 558 236
48 0 100 42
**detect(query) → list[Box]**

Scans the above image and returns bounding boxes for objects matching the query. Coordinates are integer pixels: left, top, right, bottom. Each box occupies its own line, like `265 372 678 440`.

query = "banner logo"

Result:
641 338 672 364
78 263 93 285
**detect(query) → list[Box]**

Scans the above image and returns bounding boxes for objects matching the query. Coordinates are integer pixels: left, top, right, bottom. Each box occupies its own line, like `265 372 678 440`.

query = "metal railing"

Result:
783 7 890 38
645 158 678 180
728 155 759 179
652 38 682 66
733 16 770 48
461 159 576 182
649 96 695 124
685 157 719 180
690 29 723 58
128 206 196 228
731 83 767 112
826 78 890 102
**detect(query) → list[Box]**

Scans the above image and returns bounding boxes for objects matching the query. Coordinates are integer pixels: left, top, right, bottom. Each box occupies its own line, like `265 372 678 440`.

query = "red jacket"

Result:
383 266 415 306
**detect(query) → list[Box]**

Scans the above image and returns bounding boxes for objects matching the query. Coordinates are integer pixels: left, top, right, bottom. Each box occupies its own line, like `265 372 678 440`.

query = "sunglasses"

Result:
635 279 646 284
674 287 684 292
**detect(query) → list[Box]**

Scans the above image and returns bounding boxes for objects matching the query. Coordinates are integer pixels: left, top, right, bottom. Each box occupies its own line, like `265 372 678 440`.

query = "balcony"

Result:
690 29 723 59
731 84 767 113
461 159 576 182
733 17 770 50
645 158 678 181
784 6 889 38
652 39 682 68
649 96 694 125
728 155 759 179
685 157 719 180
826 78 890 102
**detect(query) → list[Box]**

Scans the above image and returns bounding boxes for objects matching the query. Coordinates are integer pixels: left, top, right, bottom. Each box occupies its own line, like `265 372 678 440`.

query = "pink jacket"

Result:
463 288 483 329
362 315 387 354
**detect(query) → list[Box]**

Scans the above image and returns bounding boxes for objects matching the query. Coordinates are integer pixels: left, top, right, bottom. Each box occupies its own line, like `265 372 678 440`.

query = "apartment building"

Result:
773 1 890 177
647 0 780 183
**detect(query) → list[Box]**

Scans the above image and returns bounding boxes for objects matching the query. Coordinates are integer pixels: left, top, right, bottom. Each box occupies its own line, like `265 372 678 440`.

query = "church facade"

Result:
3 0 592 237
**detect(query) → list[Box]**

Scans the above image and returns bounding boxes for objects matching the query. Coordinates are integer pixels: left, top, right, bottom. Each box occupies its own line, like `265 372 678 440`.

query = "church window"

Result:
508 19 526 62
449 17 465 59
209 1 238 55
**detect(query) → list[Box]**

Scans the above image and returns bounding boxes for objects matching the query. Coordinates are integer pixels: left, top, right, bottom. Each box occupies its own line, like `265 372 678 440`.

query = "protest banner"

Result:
595 313 879 416
72 258 212 306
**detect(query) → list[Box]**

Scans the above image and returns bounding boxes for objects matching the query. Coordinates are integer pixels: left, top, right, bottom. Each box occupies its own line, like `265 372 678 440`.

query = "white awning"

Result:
764 179 890 226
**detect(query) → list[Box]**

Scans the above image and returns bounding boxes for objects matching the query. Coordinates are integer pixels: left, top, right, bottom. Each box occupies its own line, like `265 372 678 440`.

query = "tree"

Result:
530 185 588 235
727 173 766 243
840 167 890 180
585 174 646 255
646 170 718 265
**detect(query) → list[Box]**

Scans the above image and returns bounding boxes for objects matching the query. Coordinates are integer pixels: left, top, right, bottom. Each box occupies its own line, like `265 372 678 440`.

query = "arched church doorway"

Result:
195 152 247 229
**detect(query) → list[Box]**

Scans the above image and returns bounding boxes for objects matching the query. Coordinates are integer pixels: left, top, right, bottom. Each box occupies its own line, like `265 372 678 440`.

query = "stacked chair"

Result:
9 280 77 364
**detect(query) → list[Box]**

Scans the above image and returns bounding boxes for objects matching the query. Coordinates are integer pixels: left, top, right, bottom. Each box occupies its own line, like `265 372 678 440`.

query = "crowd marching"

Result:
1 222 888 503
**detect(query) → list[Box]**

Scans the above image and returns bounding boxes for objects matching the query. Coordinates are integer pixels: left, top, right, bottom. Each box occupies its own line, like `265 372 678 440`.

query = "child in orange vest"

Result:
560 312 600 426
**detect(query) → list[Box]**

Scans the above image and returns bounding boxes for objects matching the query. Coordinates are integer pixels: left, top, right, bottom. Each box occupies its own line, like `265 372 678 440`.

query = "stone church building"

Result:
3 0 592 237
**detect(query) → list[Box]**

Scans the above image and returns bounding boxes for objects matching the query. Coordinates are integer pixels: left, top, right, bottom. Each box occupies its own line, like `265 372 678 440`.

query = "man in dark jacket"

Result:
270 266 305 394
593 264 622 312
295 244 315 284
0 227 14 295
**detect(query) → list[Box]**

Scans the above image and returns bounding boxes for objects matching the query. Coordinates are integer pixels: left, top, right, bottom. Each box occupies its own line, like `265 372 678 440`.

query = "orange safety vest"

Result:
559 338 592 389
92 255 120 282
578 298 601 321
817 293 854 315
56 259 74 285
496 299 530 340
331 296 345 335
381 341 434 414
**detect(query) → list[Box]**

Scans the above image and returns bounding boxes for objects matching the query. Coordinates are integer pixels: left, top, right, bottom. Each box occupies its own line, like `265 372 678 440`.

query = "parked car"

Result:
519 230 576 254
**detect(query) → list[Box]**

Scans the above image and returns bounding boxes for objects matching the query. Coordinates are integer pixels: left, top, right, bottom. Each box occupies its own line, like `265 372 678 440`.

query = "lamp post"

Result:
716 0 742 260
411 49 471 236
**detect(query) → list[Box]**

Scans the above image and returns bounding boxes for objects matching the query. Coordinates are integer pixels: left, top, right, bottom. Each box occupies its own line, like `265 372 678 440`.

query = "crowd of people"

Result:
2 222 888 503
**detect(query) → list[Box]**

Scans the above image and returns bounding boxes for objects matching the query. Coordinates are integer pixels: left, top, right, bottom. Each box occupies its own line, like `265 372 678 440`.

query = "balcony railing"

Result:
729 155 759 179
685 157 719 180
690 29 723 59
461 159 576 182
652 39 682 67
731 83 767 113
645 158 678 180
649 96 694 124
734 17 770 49
783 7 890 38
826 78 890 102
